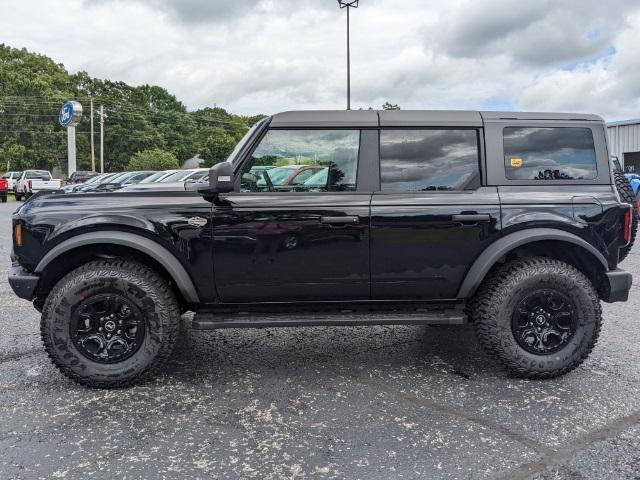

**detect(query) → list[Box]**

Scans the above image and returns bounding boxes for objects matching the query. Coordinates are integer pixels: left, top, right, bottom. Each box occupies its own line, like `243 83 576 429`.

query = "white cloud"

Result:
1 0 639 120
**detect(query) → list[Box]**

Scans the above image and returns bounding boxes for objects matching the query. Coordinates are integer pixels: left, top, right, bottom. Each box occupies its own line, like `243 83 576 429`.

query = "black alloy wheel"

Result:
70 294 146 364
511 289 578 355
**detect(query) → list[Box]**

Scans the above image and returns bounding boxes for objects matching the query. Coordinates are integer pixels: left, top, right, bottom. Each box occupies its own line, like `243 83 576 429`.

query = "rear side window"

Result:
504 127 597 180
380 129 480 191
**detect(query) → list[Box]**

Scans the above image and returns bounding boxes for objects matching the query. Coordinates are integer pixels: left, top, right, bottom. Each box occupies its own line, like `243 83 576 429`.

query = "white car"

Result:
15 170 63 201
2 171 23 191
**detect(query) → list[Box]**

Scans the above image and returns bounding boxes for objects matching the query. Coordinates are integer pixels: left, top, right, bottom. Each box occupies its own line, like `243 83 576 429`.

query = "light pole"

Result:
337 0 359 110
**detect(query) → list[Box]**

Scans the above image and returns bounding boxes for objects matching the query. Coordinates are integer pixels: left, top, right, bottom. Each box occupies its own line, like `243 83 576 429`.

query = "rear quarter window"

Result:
504 127 597 180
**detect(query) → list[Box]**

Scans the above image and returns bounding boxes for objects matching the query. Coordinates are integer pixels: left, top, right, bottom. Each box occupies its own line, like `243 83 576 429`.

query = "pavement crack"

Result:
356 376 554 457
0 348 42 365
496 408 640 480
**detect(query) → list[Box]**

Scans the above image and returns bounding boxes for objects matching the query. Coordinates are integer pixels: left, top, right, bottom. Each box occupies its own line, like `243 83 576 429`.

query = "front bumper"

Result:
8 264 40 300
602 269 633 303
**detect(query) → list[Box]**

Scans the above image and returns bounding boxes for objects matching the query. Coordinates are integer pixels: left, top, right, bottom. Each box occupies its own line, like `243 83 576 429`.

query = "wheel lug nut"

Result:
98 327 103 332
117 330 122 334
107 334 111 339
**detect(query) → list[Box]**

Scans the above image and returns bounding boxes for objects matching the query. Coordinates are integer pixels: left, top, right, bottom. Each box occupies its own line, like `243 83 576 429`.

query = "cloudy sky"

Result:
2 0 640 120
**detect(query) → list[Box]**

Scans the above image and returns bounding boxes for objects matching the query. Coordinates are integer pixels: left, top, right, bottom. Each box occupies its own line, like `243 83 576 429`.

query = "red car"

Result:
0 177 7 203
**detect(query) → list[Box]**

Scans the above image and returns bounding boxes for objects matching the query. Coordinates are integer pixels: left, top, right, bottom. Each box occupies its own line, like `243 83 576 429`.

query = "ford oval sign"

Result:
59 101 83 127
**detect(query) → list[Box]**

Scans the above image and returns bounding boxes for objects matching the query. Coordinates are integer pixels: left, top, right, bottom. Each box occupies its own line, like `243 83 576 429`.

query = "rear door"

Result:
211 127 376 302
371 113 501 300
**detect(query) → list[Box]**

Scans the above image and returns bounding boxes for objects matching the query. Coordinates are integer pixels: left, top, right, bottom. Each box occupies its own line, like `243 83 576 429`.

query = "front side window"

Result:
380 129 480 191
240 129 360 192
504 127 597 180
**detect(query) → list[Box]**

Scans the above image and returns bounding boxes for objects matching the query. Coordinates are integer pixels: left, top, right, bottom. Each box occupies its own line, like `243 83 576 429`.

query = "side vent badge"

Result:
187 217 208 227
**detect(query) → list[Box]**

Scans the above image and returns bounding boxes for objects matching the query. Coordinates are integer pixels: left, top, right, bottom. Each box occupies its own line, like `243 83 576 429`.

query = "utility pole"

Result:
99 105 105 173
90 98 95 172
337 1 359 110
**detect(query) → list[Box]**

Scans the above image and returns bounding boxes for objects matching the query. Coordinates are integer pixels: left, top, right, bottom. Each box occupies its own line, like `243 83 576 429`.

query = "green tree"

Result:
382 101 401 110
200 127 237 166
127 148 179 171
0 44 263 173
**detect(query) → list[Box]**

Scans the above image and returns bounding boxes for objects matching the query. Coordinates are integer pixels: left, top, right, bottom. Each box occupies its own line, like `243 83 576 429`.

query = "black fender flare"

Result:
456 228 609 299
35 231 200 304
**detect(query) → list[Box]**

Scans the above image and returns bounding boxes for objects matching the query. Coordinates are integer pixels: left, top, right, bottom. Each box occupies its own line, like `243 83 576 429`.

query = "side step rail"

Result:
191 309 467 330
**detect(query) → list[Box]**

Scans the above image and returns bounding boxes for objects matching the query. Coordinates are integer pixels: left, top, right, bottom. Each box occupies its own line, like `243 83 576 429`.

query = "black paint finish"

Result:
211 193 370 302
370 188 501 299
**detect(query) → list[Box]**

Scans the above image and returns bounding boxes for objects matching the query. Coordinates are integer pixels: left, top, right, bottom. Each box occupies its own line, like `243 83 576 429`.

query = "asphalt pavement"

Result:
1 199 639 479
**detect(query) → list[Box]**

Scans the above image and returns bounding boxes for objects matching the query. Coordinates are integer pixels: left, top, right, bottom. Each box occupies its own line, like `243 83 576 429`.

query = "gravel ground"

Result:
1 199 639 479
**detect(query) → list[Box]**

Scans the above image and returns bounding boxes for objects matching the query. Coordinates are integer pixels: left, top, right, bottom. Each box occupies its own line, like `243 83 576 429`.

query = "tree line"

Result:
0 44 265 174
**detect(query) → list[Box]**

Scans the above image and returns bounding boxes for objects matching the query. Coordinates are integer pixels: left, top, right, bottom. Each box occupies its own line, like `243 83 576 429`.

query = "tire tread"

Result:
41 259 180 388
470 257 602 379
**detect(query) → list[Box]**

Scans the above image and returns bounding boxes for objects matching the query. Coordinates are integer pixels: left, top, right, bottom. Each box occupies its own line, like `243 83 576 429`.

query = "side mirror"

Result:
199 162 234 195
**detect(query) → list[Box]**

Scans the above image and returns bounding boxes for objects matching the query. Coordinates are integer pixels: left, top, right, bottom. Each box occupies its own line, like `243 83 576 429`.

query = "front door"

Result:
212 128 371 302
370 128 501 300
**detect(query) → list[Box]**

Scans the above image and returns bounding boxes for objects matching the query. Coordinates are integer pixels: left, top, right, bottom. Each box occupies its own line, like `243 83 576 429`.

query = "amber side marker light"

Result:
14 224 22 247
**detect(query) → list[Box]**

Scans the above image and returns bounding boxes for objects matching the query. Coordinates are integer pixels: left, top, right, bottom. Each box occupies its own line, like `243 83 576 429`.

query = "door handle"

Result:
452 214 491 223
320 216 360 225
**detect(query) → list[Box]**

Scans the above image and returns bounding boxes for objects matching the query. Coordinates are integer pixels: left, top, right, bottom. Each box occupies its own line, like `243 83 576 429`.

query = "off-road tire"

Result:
41 259 180 388
614 170 637 262
469 257 601 379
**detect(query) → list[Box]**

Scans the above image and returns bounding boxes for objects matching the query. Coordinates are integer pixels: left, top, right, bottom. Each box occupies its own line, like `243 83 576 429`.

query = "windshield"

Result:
85 174 109 184
256 166 298 186
160 170 198 183
304 167 329 186
106 172 133 183
229 118 268 166
140 171 173 183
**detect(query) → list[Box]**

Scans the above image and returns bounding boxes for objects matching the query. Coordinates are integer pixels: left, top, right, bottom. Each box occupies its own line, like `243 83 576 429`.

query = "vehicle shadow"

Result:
168 317 504 382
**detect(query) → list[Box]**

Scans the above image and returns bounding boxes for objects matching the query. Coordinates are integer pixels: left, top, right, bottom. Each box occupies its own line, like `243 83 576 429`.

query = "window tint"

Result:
504 127 597 180
240 129 359 192
380 129 480 191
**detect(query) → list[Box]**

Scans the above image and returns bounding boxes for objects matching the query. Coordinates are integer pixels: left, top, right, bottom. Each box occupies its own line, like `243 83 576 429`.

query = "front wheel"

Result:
469 257 601 379
41 259 181 388
0 195 6 203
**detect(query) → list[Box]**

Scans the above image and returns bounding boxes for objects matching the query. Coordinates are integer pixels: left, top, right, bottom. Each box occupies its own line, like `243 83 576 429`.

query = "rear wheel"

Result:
41 259 181 388
1 195 6 203
470 257 601 379
614 170 637 262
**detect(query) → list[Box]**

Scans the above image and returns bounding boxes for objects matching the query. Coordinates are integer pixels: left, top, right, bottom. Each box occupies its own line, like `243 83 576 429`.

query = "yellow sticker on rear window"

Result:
510 156 523 168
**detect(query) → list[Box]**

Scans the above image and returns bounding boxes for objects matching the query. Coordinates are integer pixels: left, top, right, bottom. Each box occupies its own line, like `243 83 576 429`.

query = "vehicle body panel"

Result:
211 193 371 302
12 191 215 303
371 188 501 299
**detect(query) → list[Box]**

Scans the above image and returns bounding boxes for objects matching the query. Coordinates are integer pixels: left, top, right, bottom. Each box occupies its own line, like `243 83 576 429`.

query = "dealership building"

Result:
607 119 640 172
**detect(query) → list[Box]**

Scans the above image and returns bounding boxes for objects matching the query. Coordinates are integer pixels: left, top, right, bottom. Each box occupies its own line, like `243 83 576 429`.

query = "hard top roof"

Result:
269 110 603 127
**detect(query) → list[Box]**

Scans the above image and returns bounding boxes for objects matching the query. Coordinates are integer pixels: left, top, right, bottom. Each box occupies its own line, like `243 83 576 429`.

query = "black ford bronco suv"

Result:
9 110 635 388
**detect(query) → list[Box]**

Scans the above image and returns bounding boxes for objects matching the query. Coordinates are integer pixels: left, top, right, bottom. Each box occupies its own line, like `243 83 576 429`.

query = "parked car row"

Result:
3 167 210 201
60 168 209 194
